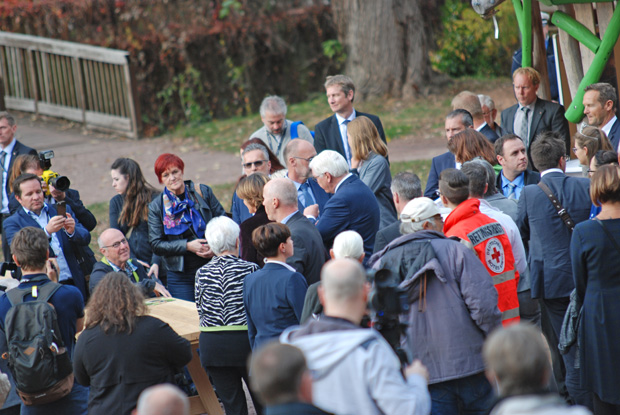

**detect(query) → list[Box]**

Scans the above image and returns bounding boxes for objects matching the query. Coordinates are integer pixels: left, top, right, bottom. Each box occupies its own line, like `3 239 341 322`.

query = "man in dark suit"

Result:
494 134 541 200
452 91 499 142
517 132 591 407
4 173 91 299
479 94 506 136
283 139 329 215
314 75 386 164
500 68 570 171
373 171 422 254
0 111 37 259
424 109 473 199
304 150 380 260
583 82 620 151
263 178 328 286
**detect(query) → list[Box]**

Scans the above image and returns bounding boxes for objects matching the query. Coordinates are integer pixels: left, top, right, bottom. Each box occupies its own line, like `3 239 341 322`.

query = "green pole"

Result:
551 11 601 52
512 0 533 67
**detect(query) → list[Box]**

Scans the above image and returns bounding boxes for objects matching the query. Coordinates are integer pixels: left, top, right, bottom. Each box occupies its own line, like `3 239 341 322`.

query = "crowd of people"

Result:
0 68 617 415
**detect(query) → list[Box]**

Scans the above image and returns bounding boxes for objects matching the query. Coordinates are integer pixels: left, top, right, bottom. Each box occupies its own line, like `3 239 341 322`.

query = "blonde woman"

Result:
347 116 397 228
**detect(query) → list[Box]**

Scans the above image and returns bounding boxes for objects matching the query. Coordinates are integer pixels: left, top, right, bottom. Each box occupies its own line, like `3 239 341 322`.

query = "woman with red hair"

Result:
148 153 226 301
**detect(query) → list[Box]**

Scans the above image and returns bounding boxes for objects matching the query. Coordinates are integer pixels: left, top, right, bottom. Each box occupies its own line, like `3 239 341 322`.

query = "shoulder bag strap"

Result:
594 218 620 256
538 181 576 232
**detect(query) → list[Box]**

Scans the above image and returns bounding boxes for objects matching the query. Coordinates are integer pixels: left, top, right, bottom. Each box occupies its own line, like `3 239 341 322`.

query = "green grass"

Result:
390 160 432 190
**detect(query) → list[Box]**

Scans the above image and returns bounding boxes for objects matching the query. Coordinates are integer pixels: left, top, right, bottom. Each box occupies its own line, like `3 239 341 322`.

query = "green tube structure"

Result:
564 7 620 122
512 0 532 68
551 11 601 52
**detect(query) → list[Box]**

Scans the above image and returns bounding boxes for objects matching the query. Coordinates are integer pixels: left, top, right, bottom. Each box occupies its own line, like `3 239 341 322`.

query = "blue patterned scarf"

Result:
162 186 206 236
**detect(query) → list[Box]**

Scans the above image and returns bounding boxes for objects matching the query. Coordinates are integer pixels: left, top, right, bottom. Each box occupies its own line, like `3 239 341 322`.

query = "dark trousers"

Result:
428 372 495 415
205 366 263 415
594 393 620 415
541 297 592 409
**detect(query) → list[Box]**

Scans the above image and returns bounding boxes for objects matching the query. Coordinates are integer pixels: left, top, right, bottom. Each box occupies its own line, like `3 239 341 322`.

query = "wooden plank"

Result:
597 3 615 37
84 111 132 131
106 64 119 116
83 60 94 111
112 65 126 117
41 52 51 103
0 32 129 64
73 57 87 124
557 5 584 98
573 4 597 72
0 47 9 97
4 97 35 112
26 49 39 114
38 102 83 121
532 1 551 100
99 62 111 115
123 58 140 138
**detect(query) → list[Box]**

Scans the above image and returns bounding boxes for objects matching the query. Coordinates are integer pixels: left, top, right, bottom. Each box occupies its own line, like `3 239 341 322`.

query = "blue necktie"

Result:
506 183 517 200
300 181 314 208
342 119 352 162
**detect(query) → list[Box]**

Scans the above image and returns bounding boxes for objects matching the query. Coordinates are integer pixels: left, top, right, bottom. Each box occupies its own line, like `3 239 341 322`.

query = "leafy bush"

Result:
432 0 520 77
0 0 341 135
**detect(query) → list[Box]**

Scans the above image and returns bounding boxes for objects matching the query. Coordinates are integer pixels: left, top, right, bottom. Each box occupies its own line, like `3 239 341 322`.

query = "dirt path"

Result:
13 79 514 205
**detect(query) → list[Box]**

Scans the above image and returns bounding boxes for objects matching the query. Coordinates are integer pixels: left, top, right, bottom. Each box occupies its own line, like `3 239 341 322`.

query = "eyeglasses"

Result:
292 156 315 163
102 238 128 249
242 160 268 169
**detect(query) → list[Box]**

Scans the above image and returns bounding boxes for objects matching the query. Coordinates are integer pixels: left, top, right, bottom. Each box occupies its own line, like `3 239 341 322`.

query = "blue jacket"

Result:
316 175 380 260
517 171 591 299
424 151 455 199
243 262 307 350
3 204 91 299
607 118 620 151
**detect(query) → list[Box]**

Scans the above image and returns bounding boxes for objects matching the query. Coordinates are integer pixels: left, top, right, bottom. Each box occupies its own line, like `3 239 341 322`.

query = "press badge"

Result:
32 286 38 298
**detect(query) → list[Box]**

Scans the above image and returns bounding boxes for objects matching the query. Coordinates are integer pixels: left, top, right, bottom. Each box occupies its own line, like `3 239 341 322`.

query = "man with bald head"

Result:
90 228 169 297
284 139 329 213
452 91 499 142
281 259 431 415
134 384 188 415
263 178 327 285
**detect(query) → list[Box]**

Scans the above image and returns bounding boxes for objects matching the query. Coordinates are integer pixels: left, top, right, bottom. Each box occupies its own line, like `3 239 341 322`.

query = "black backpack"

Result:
3 277 74 405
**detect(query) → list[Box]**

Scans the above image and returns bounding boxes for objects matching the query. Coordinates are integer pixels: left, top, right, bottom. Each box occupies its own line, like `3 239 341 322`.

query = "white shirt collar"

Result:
540 168 564 177
475 122 488 132
334 173 353 193
335 109 356 125
264 259 297 272
601 115 617 137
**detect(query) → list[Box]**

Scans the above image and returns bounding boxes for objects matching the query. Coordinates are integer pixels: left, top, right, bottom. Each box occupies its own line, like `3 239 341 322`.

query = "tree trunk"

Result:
331 0 433 100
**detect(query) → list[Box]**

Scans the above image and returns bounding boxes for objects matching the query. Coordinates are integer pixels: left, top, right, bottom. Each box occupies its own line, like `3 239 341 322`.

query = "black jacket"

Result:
89 259 156 296
148 181 225 272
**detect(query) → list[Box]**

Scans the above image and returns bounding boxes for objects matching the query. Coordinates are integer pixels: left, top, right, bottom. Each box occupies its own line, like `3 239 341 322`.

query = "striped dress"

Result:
194 255 259 329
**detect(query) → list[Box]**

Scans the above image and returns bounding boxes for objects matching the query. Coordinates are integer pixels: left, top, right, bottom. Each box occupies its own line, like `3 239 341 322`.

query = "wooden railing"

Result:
0 32 140 138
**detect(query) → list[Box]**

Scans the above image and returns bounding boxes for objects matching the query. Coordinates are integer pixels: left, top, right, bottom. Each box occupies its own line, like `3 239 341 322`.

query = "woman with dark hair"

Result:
243 223 307 350
571 164 620 414
347 116 397 229
73 272 192 415
241 138 285 174
573 127 613 176
148 153 226 301
196 216 263 415
448 129 498 168
236 173 272 266
110 158 162 279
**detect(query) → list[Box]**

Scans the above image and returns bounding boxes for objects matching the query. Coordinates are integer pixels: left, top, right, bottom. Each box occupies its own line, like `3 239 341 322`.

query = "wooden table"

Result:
147 298 223 415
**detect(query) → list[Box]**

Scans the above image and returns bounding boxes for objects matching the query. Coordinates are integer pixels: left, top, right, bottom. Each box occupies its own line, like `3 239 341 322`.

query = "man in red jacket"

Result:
440 168 520 326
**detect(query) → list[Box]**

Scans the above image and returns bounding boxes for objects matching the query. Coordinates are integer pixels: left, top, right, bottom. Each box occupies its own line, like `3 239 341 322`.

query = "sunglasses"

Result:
242 160 268 169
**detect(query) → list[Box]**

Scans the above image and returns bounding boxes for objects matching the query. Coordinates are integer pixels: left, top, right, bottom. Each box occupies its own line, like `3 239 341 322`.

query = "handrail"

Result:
0 31 140 138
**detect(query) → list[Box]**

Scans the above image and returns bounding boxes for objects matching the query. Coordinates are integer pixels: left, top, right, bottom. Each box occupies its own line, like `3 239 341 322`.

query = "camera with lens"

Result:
367 268 410 365
38 150 71 195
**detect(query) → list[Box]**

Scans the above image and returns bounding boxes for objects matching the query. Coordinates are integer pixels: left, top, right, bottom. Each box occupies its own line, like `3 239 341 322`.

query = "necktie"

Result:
342 119 352 163
506 182 517 200
0 151 6 209
300 181 314 208
519 107 530 148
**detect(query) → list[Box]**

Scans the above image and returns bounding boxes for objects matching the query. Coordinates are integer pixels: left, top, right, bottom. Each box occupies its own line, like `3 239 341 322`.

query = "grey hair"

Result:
399 218 432 235
0 111 16 126
332 231 364 260
309 150 349 178
585 82 618 111
259 95 287 118
205 216 240 256
446 109 473 128
242 143 269 162
391 172 422 201
478 94 495 111
136 384 189 415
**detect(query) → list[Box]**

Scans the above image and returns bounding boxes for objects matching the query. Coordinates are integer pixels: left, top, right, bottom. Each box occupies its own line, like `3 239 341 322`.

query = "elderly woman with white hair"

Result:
195 216 262 415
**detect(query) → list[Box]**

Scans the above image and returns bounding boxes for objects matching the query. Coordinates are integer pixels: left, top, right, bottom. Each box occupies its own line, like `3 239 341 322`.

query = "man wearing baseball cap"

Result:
369 197 502 415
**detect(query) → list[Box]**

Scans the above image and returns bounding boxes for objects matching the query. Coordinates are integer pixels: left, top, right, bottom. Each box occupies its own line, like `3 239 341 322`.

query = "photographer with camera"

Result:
281 258 431 415
369 197 502 415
